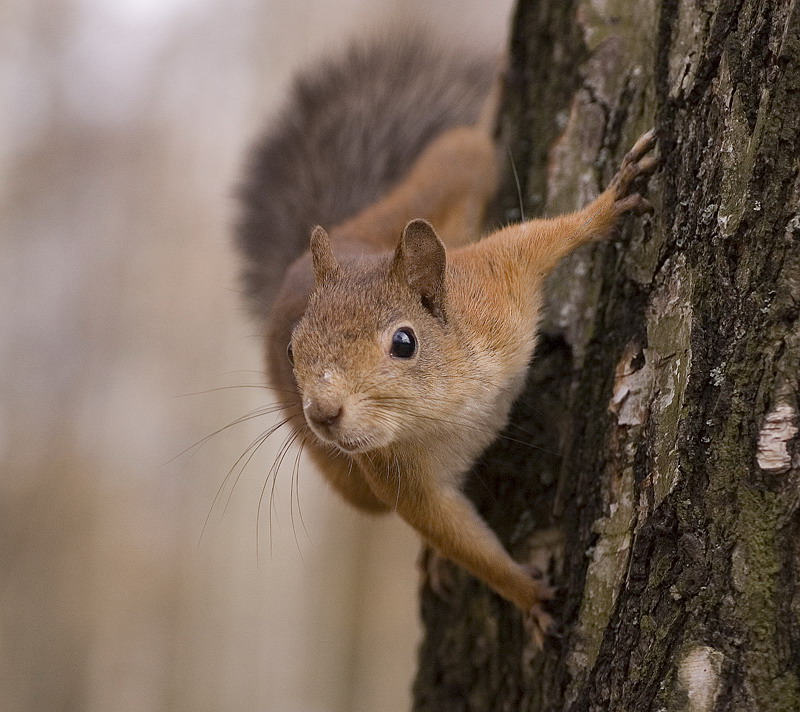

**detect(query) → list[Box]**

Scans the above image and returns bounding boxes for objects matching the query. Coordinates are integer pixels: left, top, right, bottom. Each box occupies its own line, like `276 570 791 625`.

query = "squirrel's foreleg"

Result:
525 128 658 272
472 129 658 281
358 454 555 646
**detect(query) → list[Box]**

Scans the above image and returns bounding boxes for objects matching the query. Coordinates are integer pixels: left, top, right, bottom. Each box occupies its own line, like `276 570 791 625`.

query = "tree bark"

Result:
413 0 800 710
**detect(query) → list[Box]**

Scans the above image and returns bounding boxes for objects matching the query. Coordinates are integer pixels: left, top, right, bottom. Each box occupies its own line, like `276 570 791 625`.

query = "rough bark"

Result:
413 0 800 710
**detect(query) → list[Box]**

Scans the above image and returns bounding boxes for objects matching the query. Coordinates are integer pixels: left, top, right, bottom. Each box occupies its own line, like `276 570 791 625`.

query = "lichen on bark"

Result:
413 0 800 710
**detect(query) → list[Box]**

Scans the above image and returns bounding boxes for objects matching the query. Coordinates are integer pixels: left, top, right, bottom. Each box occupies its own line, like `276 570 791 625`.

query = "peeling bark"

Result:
413 0 800 710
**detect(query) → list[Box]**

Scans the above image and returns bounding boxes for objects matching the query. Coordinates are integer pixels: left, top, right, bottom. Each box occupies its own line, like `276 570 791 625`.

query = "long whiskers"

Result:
175 384 300 398
378 389 542 440
393 454 401 511
167 400 299 466
507 143 526 222
259 426 305 563
290 432 312 550
368 396 559 457
199 410 302 546
221 413 302 518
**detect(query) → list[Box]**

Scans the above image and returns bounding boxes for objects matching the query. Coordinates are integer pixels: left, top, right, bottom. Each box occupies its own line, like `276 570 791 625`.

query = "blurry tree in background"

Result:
0 2 512 712
414 0 800 710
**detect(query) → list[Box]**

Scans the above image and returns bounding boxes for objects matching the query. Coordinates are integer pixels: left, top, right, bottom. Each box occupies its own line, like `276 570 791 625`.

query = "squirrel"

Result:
235 31 658 645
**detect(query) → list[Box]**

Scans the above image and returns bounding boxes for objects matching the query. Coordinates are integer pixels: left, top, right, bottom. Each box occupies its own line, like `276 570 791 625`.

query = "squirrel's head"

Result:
288 219 451 454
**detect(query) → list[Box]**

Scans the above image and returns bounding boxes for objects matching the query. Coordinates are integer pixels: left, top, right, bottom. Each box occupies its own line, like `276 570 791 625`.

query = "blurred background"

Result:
0 1 513 710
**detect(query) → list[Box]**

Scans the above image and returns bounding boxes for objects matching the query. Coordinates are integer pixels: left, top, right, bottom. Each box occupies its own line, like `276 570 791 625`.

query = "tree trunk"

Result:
413 0 800 710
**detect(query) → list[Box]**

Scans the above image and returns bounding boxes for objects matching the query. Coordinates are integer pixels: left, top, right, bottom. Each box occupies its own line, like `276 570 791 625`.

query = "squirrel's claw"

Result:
610 128 659 214
525 605 557 650
521 565 558 649
615 194 654 216
625 127 657 165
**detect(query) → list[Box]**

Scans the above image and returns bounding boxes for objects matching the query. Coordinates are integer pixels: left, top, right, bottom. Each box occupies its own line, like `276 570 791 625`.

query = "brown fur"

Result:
242 34 658 643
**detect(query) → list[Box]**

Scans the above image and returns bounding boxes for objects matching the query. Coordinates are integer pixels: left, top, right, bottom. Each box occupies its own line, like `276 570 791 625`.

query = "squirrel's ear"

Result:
310 226 338 284
392 219 447 322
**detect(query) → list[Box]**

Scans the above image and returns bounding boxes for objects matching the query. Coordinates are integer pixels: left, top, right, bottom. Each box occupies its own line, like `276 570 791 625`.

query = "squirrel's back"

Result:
235 30 494 315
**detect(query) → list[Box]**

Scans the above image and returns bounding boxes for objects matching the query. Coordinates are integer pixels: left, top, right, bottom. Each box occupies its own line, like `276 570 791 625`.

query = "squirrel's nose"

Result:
306 399 343 427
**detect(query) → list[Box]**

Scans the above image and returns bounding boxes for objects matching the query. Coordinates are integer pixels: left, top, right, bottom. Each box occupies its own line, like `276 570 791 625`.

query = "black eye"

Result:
390 328 417 359
286 342 294 365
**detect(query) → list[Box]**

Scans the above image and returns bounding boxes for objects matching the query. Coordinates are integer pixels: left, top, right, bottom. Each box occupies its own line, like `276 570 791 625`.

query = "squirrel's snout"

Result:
303 393 381 453
305 399 343 428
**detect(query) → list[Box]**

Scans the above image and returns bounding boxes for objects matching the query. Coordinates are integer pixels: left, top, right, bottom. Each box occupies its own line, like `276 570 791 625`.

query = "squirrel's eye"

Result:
286 342 294 365
390 328 417 359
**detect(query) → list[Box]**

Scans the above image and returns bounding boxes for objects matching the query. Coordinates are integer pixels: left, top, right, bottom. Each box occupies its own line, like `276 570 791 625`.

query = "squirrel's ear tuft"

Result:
392 219 447 322
310 226 338 284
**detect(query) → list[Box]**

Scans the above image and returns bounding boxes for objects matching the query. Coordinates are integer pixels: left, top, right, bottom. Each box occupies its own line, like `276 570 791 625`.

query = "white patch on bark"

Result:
757 403 798 473
609 341 655 426
677 646 724 712
638 255 693 517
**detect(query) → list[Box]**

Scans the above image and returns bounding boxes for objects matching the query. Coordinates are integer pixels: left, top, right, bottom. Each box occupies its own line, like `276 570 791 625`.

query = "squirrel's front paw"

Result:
524 600 557 650
609 128 659 215
521 567 557 649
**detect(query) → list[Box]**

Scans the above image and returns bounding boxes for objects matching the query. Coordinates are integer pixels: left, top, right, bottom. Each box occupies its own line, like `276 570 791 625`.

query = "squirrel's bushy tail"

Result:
235 30 494 316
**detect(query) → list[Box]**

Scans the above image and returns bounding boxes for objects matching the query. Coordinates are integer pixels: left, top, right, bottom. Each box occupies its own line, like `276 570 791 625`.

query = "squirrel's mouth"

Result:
331 436 373 454
305 420 373 454
302 398 388 453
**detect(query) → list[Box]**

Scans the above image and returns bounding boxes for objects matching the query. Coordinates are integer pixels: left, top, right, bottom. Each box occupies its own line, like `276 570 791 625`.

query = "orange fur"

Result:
266 120 658 643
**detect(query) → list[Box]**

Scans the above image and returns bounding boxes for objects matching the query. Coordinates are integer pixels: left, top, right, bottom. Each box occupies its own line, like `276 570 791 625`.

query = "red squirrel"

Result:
235 32 657 645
